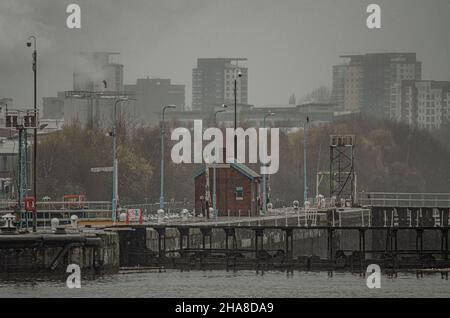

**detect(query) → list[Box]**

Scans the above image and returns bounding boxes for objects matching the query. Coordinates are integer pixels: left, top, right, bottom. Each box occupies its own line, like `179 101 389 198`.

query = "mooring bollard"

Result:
51 218 59 232
70 215 79 229
209 207 214 222
157 209 165 224
1 213 16 233
181 209 188 221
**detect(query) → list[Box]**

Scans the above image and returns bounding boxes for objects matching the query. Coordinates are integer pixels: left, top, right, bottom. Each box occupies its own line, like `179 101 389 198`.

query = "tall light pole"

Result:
160 105 176 210
111 98 134 223
27 36 37 232
234 71 242 160
262 111 275 214
303 116 310 204
111 99 121 223
213 105 228 217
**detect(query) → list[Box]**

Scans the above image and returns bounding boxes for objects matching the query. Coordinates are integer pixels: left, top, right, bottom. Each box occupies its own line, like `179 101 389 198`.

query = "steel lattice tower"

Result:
329 135 355 206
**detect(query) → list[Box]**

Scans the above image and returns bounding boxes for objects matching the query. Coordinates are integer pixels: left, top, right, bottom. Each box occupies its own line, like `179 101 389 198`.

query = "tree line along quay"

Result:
31 115 449 207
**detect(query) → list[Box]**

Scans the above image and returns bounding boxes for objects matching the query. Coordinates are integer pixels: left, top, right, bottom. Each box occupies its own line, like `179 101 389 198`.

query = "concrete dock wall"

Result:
0 231 120 273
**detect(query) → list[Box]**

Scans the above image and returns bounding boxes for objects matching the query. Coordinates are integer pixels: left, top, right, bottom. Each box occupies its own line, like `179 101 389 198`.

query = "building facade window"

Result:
235 186 243 201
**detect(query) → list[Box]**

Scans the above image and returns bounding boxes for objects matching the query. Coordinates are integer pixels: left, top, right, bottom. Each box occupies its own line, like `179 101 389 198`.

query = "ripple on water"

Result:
0 271 448 298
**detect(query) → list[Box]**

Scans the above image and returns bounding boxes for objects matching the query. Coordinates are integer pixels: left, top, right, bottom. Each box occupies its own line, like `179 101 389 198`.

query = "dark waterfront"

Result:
0 270 448 298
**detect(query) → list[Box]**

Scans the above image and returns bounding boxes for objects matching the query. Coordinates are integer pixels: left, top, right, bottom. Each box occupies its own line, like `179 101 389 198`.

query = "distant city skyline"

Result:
0 0 449 109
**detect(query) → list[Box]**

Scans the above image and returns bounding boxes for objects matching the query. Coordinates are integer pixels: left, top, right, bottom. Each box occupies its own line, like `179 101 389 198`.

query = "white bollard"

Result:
2 213 15 229
181 209 188 221
70 215 79 229
51 218 60 232
209 207 214 221
157 209 165 224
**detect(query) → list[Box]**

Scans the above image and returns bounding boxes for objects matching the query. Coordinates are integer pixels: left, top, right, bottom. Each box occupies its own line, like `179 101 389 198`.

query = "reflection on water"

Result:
0 271 448 298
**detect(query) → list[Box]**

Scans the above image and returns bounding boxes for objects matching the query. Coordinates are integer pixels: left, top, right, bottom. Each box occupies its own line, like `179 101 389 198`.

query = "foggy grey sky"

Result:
0 0 449 109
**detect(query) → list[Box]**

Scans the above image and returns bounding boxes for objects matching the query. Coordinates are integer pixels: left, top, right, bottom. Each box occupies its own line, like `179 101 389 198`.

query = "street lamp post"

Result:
111 99 121 223
111 98 134 223
262 112 275 214
160 105 176 210
234 71 242 160
27 36 37 232
303 116 310 204
212 105 228 217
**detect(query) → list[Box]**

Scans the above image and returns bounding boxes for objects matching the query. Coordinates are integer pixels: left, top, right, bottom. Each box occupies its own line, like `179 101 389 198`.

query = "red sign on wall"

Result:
24 197 35 212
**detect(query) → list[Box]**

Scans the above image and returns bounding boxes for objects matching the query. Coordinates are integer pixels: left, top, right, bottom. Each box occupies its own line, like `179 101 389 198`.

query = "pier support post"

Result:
359 229 366 261
392 229 398 275
155 227 166 258
327 229 334 274
284 228 293 259
441 228 448 261
416 228 424 260
223 228 236 252
178 227 190 252
223 227 236 270
187 230 190 250
201 228 206 249
200 228 212 250
253 228 264 258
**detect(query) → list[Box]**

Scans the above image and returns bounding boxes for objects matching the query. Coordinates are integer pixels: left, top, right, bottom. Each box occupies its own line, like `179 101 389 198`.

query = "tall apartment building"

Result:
124 77 185 124
73 52 124 92
391 80 450 130
192 58 248 111
332 53 422 118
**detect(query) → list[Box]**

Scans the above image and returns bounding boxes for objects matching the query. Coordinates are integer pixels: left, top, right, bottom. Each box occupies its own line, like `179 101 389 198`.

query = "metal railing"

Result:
0 201 113 226
124 201 194 215
0 200 195 225
358 192 450 208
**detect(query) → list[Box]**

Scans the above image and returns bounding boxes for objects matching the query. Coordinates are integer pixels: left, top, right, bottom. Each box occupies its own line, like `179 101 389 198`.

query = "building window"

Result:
235 186 243 201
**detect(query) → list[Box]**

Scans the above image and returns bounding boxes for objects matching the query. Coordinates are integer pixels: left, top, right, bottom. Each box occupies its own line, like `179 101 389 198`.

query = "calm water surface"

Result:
0 270 449 298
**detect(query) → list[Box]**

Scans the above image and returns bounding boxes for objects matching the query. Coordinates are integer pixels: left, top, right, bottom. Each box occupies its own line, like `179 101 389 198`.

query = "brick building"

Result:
194 163 261 217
